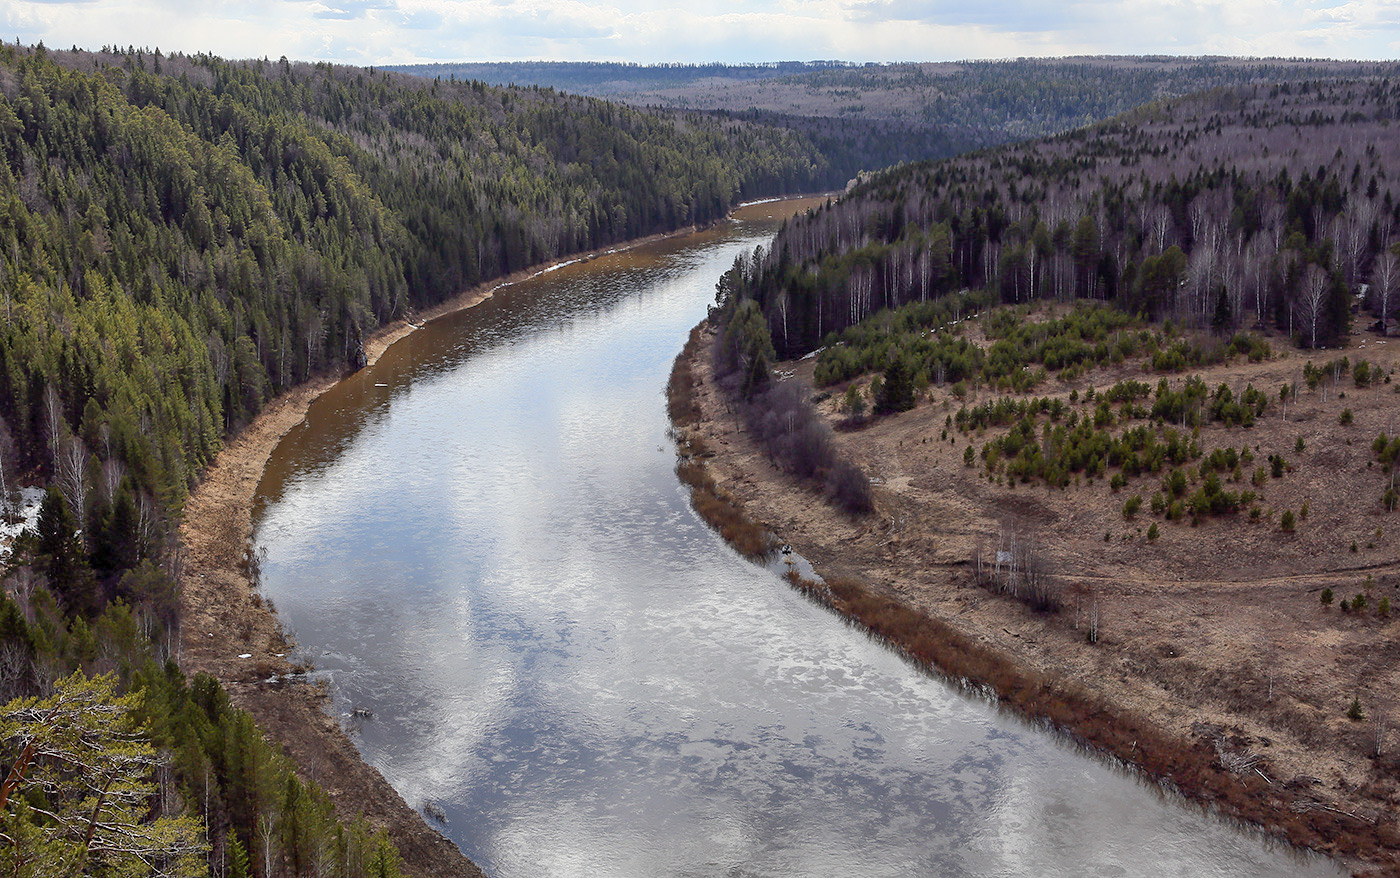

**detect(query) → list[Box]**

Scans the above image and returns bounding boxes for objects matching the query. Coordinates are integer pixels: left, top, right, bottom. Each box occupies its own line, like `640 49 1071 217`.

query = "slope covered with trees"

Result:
0 42 829 571
0 41 835 876
722 76 1400 361
392 58 1400 178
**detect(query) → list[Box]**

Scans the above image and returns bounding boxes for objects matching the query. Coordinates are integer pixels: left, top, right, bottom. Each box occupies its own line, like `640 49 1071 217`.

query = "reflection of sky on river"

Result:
254 214 1341 878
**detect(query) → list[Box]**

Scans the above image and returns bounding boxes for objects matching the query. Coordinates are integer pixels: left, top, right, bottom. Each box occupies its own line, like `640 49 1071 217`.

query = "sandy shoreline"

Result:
176 220 725 878
672 320 1400 877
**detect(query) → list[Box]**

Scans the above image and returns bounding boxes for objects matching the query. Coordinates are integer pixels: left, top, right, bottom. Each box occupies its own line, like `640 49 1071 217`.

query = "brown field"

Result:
677 313 1400 876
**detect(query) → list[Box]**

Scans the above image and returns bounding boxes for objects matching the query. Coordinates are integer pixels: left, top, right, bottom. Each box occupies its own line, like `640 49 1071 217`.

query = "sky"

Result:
3 0 1399 67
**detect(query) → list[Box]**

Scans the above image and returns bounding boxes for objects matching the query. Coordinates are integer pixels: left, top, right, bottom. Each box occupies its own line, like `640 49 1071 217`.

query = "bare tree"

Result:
980 524 1060 612
99 457 125 507
207 330 230 388
0 415 14 517
136 492 160 559
1375 702 1388 758
0 639 32 702
1296 264 1330 349
1371 249 1398 335
55 436 89 529
8 568 37 623
773 290 791 350
258 813 279 878
42 382 65 465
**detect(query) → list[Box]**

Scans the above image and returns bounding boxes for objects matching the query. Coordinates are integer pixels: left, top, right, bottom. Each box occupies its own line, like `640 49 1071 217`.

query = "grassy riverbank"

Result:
669 318 1400 876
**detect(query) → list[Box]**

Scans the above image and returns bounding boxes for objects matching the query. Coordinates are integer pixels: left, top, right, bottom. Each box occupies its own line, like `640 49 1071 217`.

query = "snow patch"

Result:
0 488 46 560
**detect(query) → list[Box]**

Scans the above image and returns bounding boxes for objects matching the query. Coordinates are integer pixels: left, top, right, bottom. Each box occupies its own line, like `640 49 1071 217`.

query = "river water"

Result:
252 199 1341 878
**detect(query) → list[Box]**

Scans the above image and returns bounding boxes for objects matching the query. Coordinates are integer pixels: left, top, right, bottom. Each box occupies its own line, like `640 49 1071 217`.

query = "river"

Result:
252 199 1342 878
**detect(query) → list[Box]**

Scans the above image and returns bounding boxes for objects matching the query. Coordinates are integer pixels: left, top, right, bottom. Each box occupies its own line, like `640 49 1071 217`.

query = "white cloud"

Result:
1 0 1397 63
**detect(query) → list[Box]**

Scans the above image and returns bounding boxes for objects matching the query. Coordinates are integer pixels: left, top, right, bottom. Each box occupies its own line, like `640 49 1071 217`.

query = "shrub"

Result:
1162 468 1189 498
734 380 875 520
1321 587 1334 607
842 384 867 419
1355 360 1372 387
1280 509 1296 531
825 460 875 515
1146 522 1160 540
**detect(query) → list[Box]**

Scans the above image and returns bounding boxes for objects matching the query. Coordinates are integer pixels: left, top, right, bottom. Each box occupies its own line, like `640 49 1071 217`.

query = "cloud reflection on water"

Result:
255 216 1342 878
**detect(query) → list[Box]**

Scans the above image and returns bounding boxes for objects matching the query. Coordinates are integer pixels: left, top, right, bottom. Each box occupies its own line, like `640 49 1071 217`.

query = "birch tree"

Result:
1371 249 1398 335
1296 264 1329 349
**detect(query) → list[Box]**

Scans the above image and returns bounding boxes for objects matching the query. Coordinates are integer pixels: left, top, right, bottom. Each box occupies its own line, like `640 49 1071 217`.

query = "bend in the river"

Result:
253 199 1342 878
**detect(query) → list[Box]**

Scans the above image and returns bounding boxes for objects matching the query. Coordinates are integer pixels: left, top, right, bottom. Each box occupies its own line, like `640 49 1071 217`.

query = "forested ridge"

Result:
720 76 1400 362
384 60 856 94
394 58 1400 176
0 41 834 876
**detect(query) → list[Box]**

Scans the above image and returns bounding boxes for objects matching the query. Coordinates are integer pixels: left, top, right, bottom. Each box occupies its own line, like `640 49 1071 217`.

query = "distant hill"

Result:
384 60 861 95
388 58 1400 175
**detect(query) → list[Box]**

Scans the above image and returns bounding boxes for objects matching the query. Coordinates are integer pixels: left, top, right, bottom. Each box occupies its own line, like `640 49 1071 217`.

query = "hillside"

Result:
391 58 1400 176
725 75 1400 360
0 42 833 877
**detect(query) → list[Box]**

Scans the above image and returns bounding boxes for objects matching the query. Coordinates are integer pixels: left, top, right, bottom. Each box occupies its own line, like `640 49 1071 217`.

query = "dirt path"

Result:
177 223 716 878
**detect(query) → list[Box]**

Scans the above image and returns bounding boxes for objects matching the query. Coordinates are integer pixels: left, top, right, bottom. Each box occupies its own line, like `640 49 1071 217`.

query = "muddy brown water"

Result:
253 199 1342 878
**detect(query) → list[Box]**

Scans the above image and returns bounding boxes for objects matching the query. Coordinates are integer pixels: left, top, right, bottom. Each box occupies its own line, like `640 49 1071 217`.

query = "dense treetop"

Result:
0 43 830 533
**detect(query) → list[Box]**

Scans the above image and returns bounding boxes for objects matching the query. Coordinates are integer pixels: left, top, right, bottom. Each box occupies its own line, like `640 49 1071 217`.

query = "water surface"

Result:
254 200 1340 878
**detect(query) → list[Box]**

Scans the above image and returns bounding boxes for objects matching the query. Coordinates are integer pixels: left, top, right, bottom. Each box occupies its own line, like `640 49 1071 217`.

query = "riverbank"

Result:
671 321 1400 877
176 218 748 878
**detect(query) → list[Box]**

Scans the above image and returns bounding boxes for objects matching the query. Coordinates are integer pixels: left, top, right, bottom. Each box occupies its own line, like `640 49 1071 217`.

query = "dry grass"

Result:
679 315 1400 876
669 326 778 560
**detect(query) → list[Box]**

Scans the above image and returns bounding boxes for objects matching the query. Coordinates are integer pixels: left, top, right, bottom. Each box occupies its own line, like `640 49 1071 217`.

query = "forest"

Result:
0 42 837 876
718 76 1400 363
7 40 1400 875
396 58 1400 177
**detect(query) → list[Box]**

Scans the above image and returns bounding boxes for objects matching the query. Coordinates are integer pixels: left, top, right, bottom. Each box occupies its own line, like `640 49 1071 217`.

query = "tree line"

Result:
418 58 1400 182
720 77 1400 361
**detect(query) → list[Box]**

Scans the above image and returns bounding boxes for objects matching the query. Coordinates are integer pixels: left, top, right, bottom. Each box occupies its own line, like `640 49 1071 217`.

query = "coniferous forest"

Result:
394 58 1400 177
0 42 835 877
